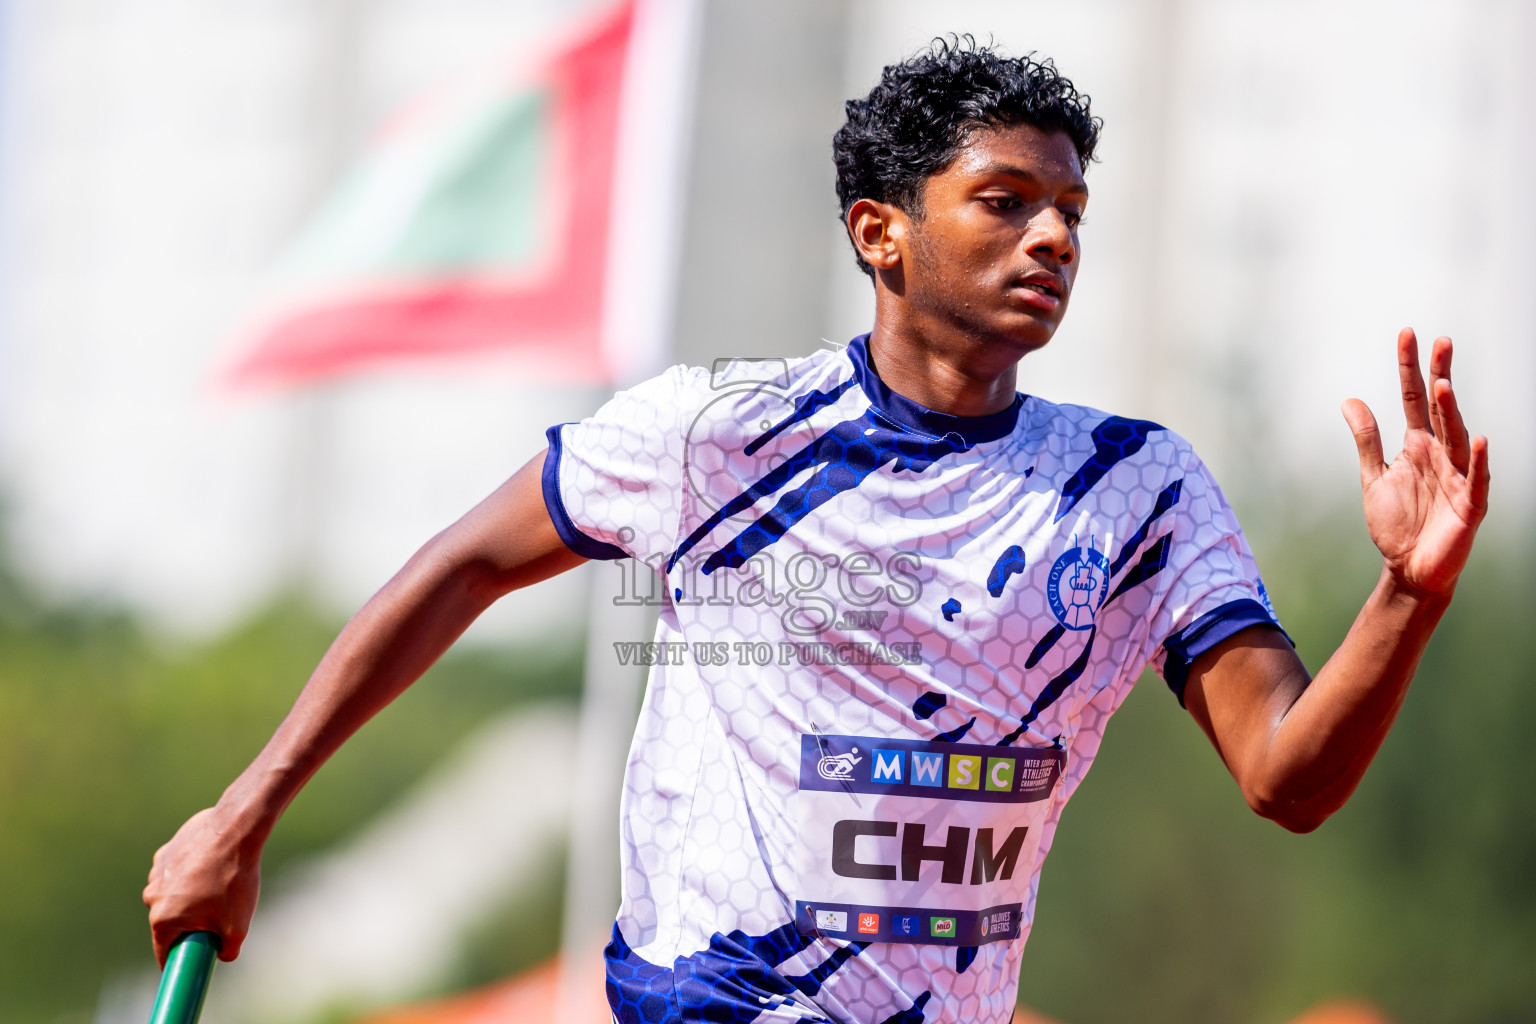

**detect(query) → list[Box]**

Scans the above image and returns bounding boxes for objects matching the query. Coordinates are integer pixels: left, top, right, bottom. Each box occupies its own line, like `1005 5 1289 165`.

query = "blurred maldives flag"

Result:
227 0 693 389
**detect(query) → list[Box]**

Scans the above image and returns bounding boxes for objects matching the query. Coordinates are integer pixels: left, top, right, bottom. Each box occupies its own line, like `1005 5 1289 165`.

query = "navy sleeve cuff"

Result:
1162 598 1292 706
541 424 628 561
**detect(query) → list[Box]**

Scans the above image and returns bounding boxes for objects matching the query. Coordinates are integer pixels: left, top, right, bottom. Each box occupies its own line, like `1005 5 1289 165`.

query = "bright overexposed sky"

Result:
1 0 1529 637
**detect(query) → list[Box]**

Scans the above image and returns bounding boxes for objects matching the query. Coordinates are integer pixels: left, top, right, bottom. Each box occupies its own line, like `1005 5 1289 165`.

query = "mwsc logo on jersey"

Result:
1047 537 1109 630
800 734 1064 803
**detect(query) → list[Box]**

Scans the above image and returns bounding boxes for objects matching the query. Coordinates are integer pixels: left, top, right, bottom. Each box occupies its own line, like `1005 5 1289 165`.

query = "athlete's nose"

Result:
1025 207 1076 266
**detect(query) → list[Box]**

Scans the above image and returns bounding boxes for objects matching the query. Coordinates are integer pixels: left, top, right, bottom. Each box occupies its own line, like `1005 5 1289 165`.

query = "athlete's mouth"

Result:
1010 271 1066 310
1014 271 1063 298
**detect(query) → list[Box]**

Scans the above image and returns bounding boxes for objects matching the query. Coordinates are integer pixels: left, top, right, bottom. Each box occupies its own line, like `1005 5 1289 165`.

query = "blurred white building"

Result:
829 0 1536 526
1 0 1531 638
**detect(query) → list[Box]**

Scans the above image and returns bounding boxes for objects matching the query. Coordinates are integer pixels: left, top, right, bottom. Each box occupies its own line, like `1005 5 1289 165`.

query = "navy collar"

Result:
845 334 1022 445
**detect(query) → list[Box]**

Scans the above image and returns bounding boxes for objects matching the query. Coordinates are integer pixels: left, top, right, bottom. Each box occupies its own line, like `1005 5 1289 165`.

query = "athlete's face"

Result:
854 123 1088 362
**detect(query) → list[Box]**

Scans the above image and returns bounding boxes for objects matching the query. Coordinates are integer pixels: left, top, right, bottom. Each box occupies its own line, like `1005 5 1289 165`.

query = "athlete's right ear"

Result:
847 198 905 273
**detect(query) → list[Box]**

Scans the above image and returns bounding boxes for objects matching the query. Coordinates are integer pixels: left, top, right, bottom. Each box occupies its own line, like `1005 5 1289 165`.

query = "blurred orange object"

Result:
1286 1002 1396 1024
359 957 600 1024
1011 1006 1066 1023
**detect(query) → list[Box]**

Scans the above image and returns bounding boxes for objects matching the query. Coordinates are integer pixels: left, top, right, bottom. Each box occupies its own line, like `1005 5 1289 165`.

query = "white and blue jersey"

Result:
542 336 1284 1024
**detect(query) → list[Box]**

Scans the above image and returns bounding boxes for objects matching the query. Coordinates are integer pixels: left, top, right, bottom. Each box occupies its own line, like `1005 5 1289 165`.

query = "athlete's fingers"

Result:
142 856 165 910
1396 328 1432 434
1342 399 1385 487
1424 336 1453 443
149 910 241 967
216 924 245 963
150 918 178 968
1429 335 1453 383
1468 434 1491 516
1432 378 1471 475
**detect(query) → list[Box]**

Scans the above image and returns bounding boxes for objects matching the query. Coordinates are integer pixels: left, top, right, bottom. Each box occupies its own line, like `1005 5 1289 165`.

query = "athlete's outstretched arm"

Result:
142 450 584 965
1181 329 1490 834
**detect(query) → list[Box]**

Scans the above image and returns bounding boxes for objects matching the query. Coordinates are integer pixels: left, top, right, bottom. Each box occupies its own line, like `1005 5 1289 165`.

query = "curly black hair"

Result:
833 36 1102 278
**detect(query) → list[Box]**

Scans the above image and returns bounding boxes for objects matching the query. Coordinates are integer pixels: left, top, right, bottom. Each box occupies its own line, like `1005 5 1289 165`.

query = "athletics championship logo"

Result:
817 747 863 781
1046 538 1109 631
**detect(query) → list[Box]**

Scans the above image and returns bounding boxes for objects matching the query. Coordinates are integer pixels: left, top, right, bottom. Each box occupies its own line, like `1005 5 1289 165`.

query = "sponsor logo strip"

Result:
795 900 1022 946
800 734 1063 803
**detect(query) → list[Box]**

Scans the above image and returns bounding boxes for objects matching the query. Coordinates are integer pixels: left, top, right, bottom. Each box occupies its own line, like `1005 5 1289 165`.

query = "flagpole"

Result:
281 0 368 592
557 0 704 1018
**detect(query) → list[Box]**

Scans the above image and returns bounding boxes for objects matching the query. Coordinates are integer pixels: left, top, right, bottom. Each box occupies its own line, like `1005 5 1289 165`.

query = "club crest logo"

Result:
1047 538 1109 631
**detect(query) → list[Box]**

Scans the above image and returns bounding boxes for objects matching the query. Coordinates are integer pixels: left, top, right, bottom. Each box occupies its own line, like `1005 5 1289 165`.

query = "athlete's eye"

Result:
981 195 1021 211
1060 209 1083 229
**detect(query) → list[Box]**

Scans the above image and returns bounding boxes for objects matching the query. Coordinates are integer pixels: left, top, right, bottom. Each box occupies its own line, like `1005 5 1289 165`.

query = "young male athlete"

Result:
145 41 1490 1023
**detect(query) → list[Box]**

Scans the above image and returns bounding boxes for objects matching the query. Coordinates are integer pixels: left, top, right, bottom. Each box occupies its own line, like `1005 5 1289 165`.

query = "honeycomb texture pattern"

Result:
545 337 1278 1023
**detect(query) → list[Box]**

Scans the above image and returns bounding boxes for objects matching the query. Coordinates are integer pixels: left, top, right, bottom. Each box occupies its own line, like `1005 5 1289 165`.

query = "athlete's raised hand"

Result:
1341 328 1490 596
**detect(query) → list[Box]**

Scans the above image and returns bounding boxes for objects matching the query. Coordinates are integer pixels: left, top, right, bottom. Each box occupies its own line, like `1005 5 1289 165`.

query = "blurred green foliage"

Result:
1021 518 1536 1024
439 843 569 996
0 562 580 1024
0 513 1531 1023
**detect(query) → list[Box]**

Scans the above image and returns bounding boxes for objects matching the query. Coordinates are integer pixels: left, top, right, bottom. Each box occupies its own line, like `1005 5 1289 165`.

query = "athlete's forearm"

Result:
1246 566 1449 830
204 451 580 850
144 452 583 963
210 540 500 844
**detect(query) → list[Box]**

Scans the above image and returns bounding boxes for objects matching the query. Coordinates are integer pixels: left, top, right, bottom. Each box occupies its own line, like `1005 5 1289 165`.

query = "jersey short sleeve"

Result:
1145 451 1289 703
542 364 706 562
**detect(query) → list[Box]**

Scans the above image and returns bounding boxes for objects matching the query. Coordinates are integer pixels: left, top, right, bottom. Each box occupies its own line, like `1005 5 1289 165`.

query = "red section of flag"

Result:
227 2 632 387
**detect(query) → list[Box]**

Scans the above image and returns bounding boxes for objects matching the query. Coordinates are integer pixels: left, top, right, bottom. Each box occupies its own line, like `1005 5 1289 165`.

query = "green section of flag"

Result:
279 88 551 282
386 91 548 271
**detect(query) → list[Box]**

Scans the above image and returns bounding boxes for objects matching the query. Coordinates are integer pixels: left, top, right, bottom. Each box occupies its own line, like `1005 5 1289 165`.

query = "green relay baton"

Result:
147 932 219 1024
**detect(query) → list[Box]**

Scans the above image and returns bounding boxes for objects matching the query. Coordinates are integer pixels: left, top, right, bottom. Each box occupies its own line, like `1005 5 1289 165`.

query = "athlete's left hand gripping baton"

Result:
147 931 219 1024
